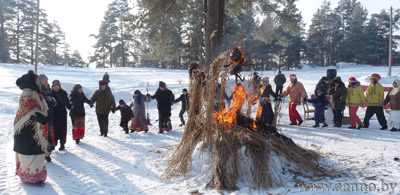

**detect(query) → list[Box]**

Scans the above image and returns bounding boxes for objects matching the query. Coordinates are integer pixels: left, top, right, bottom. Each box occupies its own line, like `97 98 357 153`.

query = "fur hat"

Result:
38 74 48 83
159 81 166 88
261 77 269 83
52 79 61 87
16 70 39 92
72 84 82 92
119 99 125 105
99 80 108 86
370 73 381 82
348 77 357 82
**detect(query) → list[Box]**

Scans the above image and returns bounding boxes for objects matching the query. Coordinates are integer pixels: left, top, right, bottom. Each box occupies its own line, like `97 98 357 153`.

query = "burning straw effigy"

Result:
162 51 333 192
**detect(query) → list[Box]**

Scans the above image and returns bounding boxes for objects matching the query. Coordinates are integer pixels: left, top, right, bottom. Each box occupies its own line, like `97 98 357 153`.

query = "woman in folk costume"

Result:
383 80 400 131
362 73 388 130
14 70 49 184
259 77 278 126
129 90 149 132
280 74 308 126
346 77 365 129
38 74 56 162
69 84 93 144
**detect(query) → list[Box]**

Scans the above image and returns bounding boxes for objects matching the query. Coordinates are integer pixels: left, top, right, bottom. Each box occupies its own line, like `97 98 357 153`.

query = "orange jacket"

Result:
281 81 307 105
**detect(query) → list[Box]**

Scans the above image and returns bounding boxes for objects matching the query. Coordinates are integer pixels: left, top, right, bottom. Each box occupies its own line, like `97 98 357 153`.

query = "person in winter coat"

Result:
307 90 329 127
346 77 365 129
103 72 110 84
383 80 400 131
115 100 134 134
314 76 329 95
148 81 175 133
259 77 278 126
51 80 71 151
362 73 387 130
274 70 286 95
69 84 92 144
130 90 149 132
327 76 347 128
174 88 189 127
90 80 116 137
14 70 49 184
281 74 307 126
38 74 56 162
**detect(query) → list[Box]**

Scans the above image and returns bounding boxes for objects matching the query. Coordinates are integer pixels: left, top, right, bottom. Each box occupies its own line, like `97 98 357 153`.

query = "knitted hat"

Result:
99 80 108 86
348 77 357 82
290 74 297 80
52 79 61 87
370 73 381 82
159 81 166 88
38 74 48 83
119 99 125 105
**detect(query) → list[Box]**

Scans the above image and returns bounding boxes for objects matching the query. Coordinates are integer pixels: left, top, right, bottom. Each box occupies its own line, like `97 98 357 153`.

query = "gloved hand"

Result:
30 112 48 125
89 104 94 108
379 100 384 105
111 108 116 114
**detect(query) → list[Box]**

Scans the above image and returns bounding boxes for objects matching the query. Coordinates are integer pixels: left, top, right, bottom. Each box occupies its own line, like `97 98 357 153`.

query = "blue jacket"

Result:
308 94 329 112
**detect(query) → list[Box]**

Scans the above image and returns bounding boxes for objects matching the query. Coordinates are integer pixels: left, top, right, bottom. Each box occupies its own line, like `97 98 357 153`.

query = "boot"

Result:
75 139 80 144
125 129 129 134
312 124 320 128
158 129 164 134
357 124 362 129
289 122 297 125
322 123 328 127
59 145 65 151
380 126 388 130
361 124 369 128
99 132 104 136
179 123 184 127
298 120 303 126
144 129 149 133
104 132 108 137
45 156 52 163
390 127 398 132
347 126 356 129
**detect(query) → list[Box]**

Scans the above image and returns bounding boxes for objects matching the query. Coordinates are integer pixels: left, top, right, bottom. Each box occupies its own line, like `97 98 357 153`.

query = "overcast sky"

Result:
41 0 400 61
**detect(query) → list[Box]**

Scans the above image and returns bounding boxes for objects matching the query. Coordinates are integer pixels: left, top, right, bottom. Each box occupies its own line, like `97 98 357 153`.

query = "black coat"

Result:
52 88 71 141
69 91 92 118
328 77 347 111
274 74 286 86
115 104 133 122
151 88 175 118
314 79 329 95
174 93 189 111
260 85 278 125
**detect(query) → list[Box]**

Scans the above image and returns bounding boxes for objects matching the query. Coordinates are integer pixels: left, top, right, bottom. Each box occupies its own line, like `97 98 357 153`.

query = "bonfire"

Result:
163 51 333 192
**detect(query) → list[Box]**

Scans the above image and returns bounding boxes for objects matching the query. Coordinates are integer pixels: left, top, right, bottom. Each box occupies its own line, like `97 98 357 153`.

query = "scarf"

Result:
390 80 400 96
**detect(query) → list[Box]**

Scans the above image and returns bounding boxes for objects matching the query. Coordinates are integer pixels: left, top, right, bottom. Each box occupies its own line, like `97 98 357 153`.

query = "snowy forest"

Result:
0 0 399 70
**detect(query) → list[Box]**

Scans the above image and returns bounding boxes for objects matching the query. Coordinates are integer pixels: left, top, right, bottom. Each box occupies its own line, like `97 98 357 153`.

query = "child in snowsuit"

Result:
114 99 134 134
174 88 189 127
308 90 329 127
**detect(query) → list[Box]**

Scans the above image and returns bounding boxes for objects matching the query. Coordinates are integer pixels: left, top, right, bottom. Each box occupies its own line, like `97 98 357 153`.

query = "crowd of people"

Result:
12 69 399 185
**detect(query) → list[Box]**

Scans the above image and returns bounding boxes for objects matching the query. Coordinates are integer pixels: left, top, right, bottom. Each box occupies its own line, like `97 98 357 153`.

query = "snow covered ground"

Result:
1 63 400 195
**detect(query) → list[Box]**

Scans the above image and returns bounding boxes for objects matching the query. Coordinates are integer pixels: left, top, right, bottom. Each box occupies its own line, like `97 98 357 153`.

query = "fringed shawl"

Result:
14 89 49 152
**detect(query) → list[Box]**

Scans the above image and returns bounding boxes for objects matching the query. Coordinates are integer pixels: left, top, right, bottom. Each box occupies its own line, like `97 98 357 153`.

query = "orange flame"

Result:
256 87 264 119
214 84 247 129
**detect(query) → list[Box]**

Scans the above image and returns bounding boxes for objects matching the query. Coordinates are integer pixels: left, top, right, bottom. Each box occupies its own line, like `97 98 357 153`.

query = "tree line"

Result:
1 0 399 70
0 0 86 67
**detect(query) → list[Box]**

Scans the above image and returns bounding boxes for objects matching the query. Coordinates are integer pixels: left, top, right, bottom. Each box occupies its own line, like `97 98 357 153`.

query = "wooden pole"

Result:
388 6 393 76
34 0 40 73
